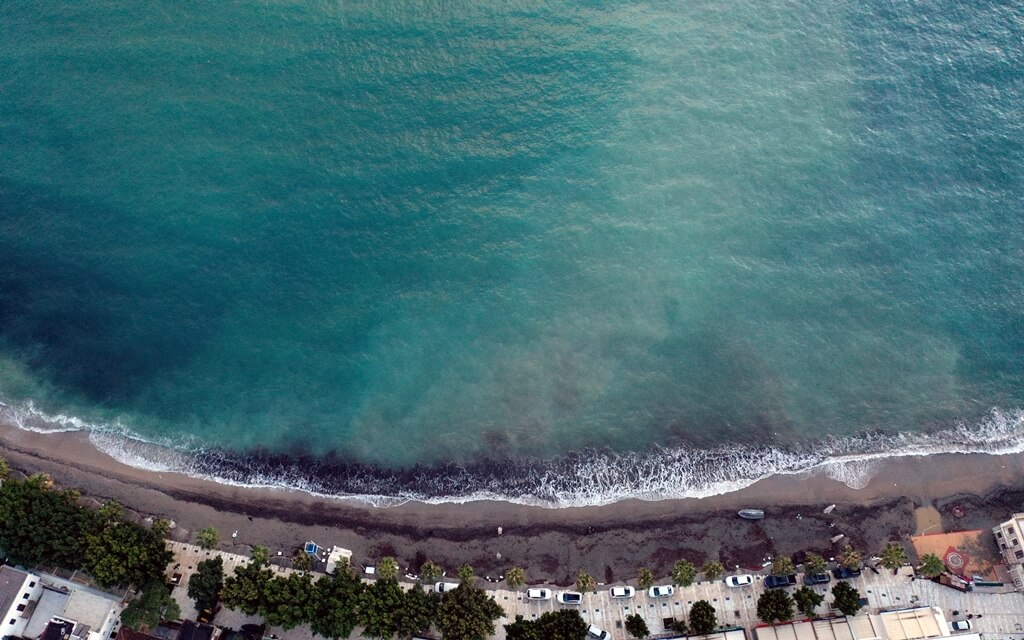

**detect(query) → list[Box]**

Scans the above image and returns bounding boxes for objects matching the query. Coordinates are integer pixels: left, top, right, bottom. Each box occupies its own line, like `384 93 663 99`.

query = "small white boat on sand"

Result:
738 508 765 520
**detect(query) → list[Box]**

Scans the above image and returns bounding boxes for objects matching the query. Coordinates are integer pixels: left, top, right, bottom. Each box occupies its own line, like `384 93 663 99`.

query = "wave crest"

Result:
2 399 1023 507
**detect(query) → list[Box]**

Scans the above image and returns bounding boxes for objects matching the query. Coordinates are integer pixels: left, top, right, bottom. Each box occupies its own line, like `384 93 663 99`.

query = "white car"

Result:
609 586 636 598
951 621 972 632
526 588 551 600
434 581 460 593
556 591 583 604
648 585 675 598
725 574 754 587
587 624 610 639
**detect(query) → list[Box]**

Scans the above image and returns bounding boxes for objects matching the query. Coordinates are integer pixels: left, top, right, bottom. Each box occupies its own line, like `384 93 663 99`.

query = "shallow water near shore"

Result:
1 1 1023 505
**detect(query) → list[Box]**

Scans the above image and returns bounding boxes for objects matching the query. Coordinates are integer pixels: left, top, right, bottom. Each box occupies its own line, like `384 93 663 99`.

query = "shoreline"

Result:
4 420 1024 585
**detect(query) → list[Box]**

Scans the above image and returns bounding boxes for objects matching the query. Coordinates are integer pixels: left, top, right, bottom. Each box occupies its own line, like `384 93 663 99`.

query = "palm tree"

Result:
918 553 945 578
419 560 442 583
576 570 596 593
805 553 828 577
378 557 399 581
840 545 862 570
880 543 908 573
506 566 527 589
771 556 795 576
672 559 696 587
457 564 475 584
702 560 725 581
637 567 655 590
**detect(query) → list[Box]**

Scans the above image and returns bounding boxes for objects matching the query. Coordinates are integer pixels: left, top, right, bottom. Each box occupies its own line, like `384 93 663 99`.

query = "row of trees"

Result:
782 543 945 578
0 473 173 588
199 550 503 640
503 600 718 640
757 581 863 623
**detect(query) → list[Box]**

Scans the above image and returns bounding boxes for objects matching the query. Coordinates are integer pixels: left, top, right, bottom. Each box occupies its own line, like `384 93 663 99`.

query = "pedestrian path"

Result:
164 543 1024 640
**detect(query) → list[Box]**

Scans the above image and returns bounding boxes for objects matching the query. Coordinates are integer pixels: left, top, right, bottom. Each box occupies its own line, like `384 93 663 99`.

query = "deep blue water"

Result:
1 1 1023 504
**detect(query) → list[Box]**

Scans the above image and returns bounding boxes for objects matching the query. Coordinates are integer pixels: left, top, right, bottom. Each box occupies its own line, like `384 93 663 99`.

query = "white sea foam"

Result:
3 398 1023 508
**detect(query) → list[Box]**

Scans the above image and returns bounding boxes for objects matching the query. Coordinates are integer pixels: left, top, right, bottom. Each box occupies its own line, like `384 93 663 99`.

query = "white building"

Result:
991 513 1024 588
0 565 44 638
0 567 121 640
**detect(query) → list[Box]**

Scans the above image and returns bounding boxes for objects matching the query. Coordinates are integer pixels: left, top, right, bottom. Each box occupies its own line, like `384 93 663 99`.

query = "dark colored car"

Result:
832 566 862 580
765 574 797 589
803 573 831 586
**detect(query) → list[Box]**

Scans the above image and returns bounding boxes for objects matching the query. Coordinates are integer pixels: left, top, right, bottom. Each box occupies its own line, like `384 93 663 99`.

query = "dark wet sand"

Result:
3 421 1022 585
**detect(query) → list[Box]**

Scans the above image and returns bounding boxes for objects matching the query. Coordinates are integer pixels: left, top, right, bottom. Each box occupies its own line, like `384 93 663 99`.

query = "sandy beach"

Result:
3 420 1023 586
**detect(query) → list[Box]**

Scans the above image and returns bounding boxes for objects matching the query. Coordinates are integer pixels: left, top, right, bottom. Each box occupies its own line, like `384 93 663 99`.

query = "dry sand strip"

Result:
3 420 1024 583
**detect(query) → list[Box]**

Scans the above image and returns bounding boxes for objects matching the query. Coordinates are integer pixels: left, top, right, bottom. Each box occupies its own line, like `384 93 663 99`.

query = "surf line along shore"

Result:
3 420 1024 584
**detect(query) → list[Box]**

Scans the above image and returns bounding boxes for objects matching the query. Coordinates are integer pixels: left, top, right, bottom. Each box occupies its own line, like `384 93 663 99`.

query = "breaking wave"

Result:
2 399 1023 507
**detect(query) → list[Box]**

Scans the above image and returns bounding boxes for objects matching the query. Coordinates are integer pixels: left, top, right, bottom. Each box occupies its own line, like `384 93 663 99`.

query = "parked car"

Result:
526 588 551 600
832 566 862 580
951 621 972 632
725 574 754 587
803 572 831 586
557 591 583 604
648 585 675 598
434 581 460 593
587 624 610 639
765 574 797 589
609 586 636 598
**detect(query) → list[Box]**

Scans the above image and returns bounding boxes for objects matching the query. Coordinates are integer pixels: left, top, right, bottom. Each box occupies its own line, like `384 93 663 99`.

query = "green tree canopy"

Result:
121 581 181 630
197 527 219 550
85 521 173 588
672 559 696 587
0 474 99 568
0 456 9 479
188 556 224 614
505 610 588 640
637 567 655 590
97 500 124 525
395 582 439 639
309 568 365 640
771 556 795 576
702 560 725 581
880 543 908 573
357 578 404 639
575 570 596 593
435 584 505 640
793 586 824 618
625 613 650 638
805 553 828 576
419 560 443 583
757 589 795 623
689 600 718 635
504 615 542 640
505 566 526 589
261 572 317 630
221 561 273 615
831 581 863 616
377 557 399 581
918 553 945 578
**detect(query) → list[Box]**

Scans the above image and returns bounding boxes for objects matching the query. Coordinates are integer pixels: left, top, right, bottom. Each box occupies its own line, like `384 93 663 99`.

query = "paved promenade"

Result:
165 543 1024 640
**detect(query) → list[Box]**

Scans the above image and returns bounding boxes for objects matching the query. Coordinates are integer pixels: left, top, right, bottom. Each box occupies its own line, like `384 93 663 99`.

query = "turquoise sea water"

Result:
1 1 1023 504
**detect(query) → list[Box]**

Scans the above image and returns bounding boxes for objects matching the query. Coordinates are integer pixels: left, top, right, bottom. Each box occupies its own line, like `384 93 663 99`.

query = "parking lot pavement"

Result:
166 541 1024 640
489 568 1024 640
